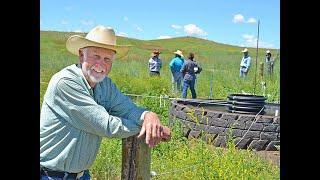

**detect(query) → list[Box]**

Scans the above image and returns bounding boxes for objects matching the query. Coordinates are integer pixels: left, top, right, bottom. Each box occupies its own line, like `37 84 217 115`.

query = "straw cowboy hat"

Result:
151 49 161 57
266 50 271 54
66 25 132 59
173 50 184 57
241 48 248 53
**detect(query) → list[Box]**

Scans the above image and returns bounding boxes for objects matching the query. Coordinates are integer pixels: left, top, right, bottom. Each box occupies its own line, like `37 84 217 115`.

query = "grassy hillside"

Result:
41 31 280 103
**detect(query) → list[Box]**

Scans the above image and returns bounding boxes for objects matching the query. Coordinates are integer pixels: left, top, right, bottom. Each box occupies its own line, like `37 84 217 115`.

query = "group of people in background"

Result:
239 48 275 78
148 49 202 99
148 47 275 99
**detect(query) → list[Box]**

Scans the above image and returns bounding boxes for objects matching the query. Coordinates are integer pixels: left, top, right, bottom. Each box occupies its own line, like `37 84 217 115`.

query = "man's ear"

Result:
79 49 84 63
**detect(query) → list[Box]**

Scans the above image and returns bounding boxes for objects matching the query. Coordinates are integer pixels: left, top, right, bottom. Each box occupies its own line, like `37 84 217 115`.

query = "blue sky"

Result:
40 0 280 49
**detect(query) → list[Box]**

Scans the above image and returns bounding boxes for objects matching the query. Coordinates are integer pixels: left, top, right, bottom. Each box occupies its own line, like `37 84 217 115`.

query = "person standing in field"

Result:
40 25 171 180
265 50 274 76
148 49 162 76
180 52 202 99
239 48 251 78
169 50 184 93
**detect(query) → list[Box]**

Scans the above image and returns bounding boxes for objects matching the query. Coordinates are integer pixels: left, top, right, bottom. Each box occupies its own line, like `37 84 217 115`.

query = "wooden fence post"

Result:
121 136 151 180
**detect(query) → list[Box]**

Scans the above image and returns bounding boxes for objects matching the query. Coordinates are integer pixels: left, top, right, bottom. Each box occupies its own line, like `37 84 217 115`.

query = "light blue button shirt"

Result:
40 64 146 173
240 55 251 72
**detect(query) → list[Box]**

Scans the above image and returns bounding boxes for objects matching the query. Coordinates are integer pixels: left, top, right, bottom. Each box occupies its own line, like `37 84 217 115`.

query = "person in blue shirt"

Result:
239 48 251 78
169 50 184 93
40 25 171 180
148 49 162 76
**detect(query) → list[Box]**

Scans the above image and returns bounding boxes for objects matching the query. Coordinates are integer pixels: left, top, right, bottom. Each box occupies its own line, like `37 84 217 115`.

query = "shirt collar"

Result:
76 64 93 91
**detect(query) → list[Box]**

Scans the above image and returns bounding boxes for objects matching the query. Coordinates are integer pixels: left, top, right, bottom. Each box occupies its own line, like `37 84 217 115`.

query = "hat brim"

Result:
66 35 132 59
151 52 160 56
242 50 248 52
174 52 184 57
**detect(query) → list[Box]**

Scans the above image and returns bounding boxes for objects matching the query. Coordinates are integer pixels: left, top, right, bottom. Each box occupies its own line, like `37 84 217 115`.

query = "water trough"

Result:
169 95 280 151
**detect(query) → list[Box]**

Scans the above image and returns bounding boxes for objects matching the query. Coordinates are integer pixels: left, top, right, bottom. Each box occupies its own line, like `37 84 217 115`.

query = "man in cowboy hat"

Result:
265 50 274 76
148 49 162 76
239 48 251 78
40 25 171 179
169 50 185 93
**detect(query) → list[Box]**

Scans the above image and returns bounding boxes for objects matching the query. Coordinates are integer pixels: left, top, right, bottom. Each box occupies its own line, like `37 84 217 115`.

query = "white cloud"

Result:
233 14 245 23
242 34 255 42
61 20 68 25
117 32 128 37
81 20 94 26
241 34 274 48
124 16 128 21
184 24 207 37
246 17 257 23
259 42 274 48
171 24 182 29
157 35 171 39
134 24 143 32
175 32 180 34
74 29 82 33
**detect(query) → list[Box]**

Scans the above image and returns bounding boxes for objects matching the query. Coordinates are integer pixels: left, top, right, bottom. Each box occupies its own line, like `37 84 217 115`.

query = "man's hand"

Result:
160 126 171 142
137 112 171 147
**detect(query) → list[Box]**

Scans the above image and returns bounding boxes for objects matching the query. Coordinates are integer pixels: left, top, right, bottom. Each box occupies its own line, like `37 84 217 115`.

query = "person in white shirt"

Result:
239 48 251 78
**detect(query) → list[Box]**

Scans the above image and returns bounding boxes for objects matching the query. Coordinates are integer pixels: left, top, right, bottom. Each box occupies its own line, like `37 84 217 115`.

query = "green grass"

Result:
40 31 280 179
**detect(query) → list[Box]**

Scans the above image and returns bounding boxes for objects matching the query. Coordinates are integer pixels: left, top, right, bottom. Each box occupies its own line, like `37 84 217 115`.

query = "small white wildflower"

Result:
150 171 157 177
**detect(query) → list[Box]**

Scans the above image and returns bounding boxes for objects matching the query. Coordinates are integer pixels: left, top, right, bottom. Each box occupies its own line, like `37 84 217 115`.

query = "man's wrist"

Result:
140 111 150 122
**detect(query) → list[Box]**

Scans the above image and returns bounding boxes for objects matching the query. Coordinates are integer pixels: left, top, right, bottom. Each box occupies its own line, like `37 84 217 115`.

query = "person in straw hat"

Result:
40 25 171 179
169 50 185 93
148 49 162 76
239 48 251 78
265 50 274 76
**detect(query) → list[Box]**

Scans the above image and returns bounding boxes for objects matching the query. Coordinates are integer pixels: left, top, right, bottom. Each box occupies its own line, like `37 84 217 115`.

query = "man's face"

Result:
80 47 116 85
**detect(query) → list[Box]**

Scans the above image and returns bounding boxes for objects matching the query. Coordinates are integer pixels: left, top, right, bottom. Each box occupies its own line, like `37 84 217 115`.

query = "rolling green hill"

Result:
41 31 277 61
41 31 280 102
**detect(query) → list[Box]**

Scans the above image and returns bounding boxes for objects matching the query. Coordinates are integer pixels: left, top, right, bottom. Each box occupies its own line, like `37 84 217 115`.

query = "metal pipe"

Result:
254 20 260 94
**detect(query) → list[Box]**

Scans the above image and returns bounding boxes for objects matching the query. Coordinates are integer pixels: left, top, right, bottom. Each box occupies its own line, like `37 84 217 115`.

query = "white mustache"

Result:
91 66 105 73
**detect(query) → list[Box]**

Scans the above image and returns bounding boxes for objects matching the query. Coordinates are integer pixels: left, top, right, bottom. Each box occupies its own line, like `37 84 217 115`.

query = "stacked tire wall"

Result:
169 101 280 151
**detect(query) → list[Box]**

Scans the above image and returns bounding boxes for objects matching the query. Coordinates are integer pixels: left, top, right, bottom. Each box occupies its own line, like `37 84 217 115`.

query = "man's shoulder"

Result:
51 64 82 83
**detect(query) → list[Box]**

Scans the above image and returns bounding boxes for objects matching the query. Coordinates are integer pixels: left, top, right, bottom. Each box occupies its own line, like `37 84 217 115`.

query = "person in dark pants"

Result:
148 49 162 76
169 50 185 92
180 52 202 99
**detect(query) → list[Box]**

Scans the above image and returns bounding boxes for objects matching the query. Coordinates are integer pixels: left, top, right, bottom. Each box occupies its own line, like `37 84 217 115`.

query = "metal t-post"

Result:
253 20 260 95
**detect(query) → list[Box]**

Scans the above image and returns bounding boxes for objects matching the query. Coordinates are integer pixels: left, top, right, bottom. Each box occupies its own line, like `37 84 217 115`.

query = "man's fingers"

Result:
145 124 152 145
157 126 161 139
152 125 158 139
137 126 146 139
